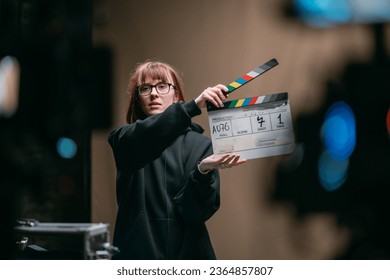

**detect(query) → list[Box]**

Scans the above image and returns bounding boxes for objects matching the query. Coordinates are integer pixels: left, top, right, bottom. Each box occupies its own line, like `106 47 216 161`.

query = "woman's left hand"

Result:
198 153 246 173
195 84 229 109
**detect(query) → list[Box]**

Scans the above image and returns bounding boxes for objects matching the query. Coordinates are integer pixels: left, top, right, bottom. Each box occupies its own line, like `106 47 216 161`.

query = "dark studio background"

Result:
0 0 111 259
274 1 390 259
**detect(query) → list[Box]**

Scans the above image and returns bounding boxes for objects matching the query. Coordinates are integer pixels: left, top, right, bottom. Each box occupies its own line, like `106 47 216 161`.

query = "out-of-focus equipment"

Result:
15 220 119 260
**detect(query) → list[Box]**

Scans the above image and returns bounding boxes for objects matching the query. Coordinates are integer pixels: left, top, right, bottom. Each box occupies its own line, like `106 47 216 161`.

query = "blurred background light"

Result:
293 0 352 27
0 56 20 118
293 0 390 27
387 107 390 139
56 137 77 159
322 101 356 161
318 101 356 191
318 150 349 191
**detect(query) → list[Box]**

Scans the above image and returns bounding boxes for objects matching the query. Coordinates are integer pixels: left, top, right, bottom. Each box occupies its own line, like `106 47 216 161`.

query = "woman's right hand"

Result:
195 84 229 109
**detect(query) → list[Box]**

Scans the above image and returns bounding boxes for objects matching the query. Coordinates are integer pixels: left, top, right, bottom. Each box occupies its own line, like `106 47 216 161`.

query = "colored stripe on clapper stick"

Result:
207 92 288 111
225 58 279 95
227 92 287 109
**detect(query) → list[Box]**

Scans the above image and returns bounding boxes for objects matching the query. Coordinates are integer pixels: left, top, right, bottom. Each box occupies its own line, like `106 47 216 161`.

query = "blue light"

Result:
294 0 352 27
56 137 77 159
322 101 356 161
318 150 349 191
294 0 390 27
318 101 356 191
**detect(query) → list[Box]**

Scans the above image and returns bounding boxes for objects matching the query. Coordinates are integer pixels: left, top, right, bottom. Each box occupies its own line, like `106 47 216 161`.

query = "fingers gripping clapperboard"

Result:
207 58 295 160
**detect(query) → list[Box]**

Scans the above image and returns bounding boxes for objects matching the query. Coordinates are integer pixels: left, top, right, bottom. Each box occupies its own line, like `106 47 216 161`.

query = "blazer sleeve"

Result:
107 100 201 170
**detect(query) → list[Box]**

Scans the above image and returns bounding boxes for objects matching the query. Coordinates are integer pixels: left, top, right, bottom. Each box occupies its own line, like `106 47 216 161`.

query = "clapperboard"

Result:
207 59 295 160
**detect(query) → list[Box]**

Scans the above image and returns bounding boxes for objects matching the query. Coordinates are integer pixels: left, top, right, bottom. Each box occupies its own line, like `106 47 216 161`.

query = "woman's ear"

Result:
173 93 179 103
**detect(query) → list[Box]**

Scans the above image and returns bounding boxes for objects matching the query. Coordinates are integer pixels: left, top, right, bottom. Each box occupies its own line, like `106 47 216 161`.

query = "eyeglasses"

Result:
137 82 175 96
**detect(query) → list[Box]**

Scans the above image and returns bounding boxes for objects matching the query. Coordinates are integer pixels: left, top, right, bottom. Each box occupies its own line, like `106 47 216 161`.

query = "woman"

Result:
107 60 245 259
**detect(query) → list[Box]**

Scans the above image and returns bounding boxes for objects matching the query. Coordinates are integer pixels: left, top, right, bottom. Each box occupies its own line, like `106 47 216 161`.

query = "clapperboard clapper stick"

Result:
207 58 279 111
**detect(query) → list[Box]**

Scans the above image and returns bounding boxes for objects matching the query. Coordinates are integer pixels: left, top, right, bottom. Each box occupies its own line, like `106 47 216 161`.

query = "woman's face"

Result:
138 77 179 116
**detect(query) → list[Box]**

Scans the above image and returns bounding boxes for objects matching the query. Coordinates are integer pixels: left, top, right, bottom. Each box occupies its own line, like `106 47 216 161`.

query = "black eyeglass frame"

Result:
137 82 176 96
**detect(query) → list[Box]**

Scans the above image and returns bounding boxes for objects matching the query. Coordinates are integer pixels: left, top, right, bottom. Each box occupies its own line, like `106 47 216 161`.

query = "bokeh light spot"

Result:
56 137 77 159
322 101 356 161
318 150 349 191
